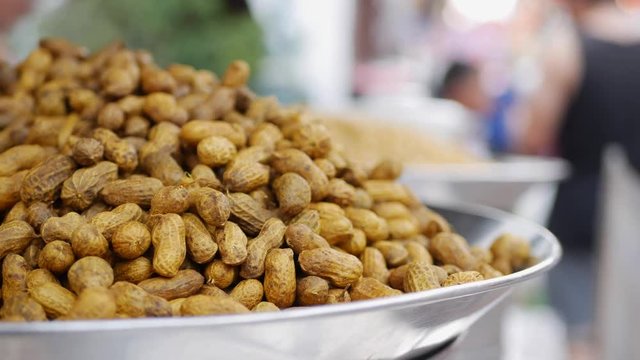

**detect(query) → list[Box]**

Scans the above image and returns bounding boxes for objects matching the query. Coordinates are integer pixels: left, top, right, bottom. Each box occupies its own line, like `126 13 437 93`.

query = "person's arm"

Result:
517 26 582 155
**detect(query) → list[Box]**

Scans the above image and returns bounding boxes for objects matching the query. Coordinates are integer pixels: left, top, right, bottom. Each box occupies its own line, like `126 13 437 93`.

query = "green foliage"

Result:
39 0 263 77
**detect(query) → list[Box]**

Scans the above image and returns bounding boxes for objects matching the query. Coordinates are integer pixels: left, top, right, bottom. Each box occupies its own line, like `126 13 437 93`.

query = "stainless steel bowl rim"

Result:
0 202 561 334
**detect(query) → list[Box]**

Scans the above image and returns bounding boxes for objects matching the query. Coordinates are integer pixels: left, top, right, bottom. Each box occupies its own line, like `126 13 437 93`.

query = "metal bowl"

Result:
0 203 561 360
402 155 570 212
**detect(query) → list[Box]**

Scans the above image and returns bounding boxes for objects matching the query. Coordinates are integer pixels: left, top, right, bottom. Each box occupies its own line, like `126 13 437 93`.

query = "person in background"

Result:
437 61 515 153
517 0 640 358
0 0 32 61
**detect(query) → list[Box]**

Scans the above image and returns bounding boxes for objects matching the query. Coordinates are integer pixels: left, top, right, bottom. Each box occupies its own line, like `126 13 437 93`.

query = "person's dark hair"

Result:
436 61 476 98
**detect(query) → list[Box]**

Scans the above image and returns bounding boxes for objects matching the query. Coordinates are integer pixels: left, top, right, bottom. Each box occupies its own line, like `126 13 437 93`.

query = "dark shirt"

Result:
549 34 640 251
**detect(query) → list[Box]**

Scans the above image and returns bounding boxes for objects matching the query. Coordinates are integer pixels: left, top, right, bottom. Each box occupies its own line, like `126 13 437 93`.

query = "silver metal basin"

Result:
0 203 561 360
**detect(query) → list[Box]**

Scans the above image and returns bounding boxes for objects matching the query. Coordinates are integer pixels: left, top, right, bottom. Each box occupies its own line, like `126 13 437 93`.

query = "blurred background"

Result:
2 0 640 359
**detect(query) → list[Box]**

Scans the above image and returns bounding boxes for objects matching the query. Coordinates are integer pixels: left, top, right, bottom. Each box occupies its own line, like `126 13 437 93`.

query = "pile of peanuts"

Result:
0 38 533 321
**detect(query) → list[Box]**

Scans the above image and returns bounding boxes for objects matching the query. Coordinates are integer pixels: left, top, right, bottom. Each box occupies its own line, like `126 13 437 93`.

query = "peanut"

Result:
352 188 373 209
344 207 389 242
66 287 116 319
361 247 389 285
110 281 172 318
373 202 412 220
94 129 138 172
230 279 264 310
314 158 337 179
470 246 493 264
29 281 76 318
252 301 280 312
67 256 114 294
38 240 75 274
26 201 56 232
148 186 190 216
5 201 28 224
222 60 250 87
249 123 282 150
181 294 249 316
197 136 237 167
41 212 84 243
111 221 151 259
271 149 329 201
373 241 409 267
296 276 329 306
316 206 354 245
180 120 246 147
151 213 186 278
477 263 503 279
143 92 187 125
350 277 402 301
289 209 320 234
369 159 403 180
203 260 237 289
138 269 204 301
264 248 296 308
388 264 408 290
490 233 531 273
284 223 330 255
0 144 50 176
169 298 186 316
2 254 29 300
97 103 125 130
404 241 433 265
182 213 217 264
26 268 58 289
113 257 154 283
70 223 110 258
403 262 441 293
60 161 118 210
387 218 419 239
100 176 163 207
429 233 478 271
363 180 412 205
0 220 36 259
191 164 222 190
124 116 150 137
223 161 270 193
199 284 230 298
20 154 76 204
193 187 230 227
81 201 110 221
326 288 351 304
90 203 143 239
22 238 43 269
415 207 451 238
273 173 311 217
228 192 273 236
140 149 184 186
218 221 247 266
290 122 332 158
339 228 367 256
0 293 47 321
240 218 286 279
442 271 484 287
441 264 463 276
298 247 363 287
326 178 355 207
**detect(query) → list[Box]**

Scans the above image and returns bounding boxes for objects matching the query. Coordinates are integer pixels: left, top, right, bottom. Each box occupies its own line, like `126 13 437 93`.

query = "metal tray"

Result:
0 203 561 360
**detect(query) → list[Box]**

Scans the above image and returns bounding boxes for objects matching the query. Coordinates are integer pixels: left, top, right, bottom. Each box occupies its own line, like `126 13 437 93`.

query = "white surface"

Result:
502 304 568 360
597 146 640 360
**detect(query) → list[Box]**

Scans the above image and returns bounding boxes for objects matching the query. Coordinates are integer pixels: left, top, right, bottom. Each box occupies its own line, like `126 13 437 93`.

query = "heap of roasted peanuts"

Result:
0 38 534 321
